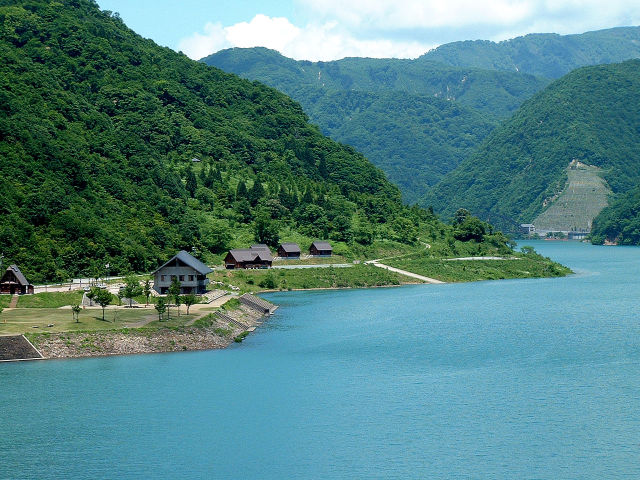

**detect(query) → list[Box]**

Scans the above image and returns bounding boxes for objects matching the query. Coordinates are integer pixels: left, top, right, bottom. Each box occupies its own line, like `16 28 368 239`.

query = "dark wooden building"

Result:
153 250 213 295
277 243 301 258
0 265 34 295
225 246 273 269
309 241 332 256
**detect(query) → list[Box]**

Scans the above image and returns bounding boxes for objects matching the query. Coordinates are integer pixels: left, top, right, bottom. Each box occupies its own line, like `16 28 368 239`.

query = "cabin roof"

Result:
153 250 213 275
227 249 273 263
1 265 31 286
279 242 301 253
310 241 332 251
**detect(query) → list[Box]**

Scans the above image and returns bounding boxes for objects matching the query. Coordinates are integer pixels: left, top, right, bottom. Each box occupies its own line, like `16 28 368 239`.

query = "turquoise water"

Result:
1 241 639 479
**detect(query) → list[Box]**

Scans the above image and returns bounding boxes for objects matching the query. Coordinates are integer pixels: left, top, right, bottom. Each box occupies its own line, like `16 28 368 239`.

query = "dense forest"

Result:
0 0 517 282
203 47 544 202
424 60 640 231
591 187 640 245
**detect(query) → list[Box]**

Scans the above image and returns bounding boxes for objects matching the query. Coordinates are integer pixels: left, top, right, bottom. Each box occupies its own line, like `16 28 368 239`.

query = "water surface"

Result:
1 241 639 479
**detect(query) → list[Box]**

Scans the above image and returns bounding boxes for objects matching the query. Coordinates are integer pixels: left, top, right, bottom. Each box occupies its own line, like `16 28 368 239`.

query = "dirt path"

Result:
8 295 18 309
368 261 445 284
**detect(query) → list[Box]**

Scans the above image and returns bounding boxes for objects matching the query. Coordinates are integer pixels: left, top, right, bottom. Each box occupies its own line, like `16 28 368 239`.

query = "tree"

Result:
90 287 112 322
185 166 198 197
143 279 151 306
168 276 181 317
453 208 471 225
154 298 166 321
72 304 81 323
122 276 143 308
453 216 486 242
183 294 197 315
253 214 280 247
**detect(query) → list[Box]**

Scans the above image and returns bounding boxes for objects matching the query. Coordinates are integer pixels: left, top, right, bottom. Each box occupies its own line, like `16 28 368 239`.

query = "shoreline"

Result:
10 301 272 362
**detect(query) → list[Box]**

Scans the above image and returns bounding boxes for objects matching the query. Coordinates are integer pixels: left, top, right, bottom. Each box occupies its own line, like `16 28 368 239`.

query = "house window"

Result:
188 275 194 281
179 275 185 281
171 275 177 281
161 275 166 281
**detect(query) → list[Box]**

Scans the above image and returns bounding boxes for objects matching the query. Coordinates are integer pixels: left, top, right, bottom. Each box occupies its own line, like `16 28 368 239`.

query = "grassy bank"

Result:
212 263 417 292
385 251 571 282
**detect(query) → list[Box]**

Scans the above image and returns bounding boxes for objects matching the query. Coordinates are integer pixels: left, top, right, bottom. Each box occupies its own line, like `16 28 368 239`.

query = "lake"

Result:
1 241 639 479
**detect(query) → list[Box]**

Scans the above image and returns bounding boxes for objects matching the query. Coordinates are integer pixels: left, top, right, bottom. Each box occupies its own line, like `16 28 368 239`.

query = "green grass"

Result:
0 295 11 309
212 263 415 292
16 291 85 308
0 304 201 336
386 252 572 282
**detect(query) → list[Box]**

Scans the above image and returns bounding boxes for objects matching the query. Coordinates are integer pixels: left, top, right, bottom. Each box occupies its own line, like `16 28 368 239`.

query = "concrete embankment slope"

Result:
0 335 43 362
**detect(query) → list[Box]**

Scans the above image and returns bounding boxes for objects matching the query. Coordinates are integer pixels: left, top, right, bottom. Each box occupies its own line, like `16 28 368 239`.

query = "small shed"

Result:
0 265 34 295
277 243 301 258
309 241 332 257
225 248 273 269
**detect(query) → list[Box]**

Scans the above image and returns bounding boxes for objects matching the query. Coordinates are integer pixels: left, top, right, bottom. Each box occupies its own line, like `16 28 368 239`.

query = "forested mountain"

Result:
203 28 640 204
590 187 640 245
203 47 544 202
422 27 640 79
1 0 498 282
424 60 640 231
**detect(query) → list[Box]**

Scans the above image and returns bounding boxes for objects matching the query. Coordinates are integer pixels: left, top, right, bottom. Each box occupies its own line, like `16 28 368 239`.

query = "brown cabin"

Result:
277 243 301 258
225 246 273 269
309 241 332 256
0 265 34 295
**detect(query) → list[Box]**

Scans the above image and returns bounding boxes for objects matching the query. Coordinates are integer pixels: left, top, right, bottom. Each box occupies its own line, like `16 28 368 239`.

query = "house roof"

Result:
227 249 273 263
1 265 31 286
279 242 301 253
250 244 271 252
153 250 213 275
310 241 332 251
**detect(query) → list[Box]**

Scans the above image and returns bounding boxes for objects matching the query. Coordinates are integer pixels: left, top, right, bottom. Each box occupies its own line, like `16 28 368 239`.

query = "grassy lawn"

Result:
17 291 85 308
0 306 198 336
0 295 11 309
386 253 572 282
211 263 418 292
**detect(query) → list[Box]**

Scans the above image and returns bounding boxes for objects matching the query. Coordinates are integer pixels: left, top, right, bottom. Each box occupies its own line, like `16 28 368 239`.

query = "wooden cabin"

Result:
153 250 213 294
309 241 332 256
225 247 273 269
0 265 34 295
277 243 301 259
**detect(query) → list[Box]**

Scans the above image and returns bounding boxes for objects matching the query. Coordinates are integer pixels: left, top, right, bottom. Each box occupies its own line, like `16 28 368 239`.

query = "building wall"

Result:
153 265 209 294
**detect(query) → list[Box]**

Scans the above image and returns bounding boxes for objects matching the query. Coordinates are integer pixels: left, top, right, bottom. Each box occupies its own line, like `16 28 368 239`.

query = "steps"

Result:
239 294 277 315
214 311 248 330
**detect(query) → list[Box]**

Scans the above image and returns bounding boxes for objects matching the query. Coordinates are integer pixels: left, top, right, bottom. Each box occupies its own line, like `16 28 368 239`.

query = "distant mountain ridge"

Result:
202 27 640 204
202 48 545 202
421 27 640 79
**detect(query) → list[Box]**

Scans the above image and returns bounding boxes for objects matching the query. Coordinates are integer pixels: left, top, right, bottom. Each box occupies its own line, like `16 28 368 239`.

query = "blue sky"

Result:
97 0 640 61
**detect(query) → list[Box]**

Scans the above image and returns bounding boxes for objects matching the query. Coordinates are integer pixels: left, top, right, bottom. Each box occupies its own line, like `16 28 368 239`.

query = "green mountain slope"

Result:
422 27 640 79
202 48 543 202
590 187 640 245
0 0 462 281
424 60 640 230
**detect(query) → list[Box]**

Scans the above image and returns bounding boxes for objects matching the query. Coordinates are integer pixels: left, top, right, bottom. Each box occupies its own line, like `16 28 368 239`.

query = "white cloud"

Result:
299 0 640 32
178 1 640 61
178 14 432 61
